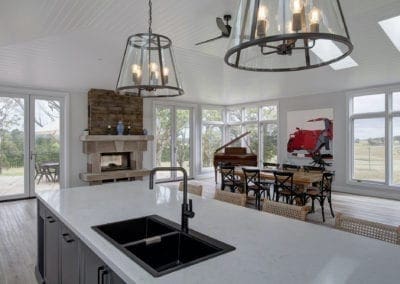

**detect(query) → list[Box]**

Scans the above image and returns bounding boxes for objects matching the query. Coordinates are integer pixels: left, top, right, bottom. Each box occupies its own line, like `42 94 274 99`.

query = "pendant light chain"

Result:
148 0 152 35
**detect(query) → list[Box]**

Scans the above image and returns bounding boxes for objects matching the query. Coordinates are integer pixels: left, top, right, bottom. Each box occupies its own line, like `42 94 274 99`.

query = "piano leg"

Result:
214 166 218 184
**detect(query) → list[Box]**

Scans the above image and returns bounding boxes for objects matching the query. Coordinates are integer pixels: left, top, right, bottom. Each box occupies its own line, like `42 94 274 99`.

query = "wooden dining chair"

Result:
242 168 270 210
220 165 243 193
335 213 400 245
305 172 335 222
214 190 247 207
273 171 304 205
262 200 310 221
282 164 301 171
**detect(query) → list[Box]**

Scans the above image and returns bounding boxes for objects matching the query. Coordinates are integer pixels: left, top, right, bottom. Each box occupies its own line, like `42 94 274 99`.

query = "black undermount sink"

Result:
93 215 235 277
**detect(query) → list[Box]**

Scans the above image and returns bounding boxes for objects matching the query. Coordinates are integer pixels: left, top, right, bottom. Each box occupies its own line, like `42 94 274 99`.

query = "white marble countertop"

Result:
37 181 400 284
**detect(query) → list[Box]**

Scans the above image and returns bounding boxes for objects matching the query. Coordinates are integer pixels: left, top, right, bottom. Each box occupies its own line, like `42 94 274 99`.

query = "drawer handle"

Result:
46 216 55 223
62 233 75 243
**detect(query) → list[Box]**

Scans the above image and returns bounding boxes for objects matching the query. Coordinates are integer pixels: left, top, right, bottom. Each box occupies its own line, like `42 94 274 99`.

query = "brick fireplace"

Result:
80 88 152 185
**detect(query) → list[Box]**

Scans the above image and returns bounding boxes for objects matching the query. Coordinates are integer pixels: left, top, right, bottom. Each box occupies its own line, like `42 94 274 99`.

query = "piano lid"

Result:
214 131 252 153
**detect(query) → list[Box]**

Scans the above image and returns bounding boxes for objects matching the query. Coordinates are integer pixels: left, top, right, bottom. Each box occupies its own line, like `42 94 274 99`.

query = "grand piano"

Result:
213 131 258 183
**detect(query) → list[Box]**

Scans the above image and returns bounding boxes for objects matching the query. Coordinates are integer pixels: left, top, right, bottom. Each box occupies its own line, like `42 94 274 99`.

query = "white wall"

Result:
68 92 88 187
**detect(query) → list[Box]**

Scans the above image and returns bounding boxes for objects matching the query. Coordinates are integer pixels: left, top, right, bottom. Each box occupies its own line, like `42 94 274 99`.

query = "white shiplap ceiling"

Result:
0 0 400 104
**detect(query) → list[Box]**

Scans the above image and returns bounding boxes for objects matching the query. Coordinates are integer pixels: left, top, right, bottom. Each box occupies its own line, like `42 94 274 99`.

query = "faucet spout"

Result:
149 167 195 233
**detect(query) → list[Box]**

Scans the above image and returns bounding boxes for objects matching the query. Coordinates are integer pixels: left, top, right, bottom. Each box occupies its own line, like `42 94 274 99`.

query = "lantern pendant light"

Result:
116 0 184 97
225 0 353 72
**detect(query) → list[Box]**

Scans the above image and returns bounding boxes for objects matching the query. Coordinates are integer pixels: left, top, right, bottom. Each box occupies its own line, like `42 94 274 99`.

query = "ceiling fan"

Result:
195 15 232 46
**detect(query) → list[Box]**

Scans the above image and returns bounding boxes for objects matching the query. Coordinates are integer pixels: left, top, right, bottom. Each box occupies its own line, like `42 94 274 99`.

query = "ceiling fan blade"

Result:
216 17 229 35
195 35 225 46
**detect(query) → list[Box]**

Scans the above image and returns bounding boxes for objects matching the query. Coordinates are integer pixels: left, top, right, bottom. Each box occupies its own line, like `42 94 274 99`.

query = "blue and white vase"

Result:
116 121 124 135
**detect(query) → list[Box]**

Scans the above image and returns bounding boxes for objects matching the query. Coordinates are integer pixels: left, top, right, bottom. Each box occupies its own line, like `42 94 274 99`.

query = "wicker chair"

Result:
214 190 247 207
178 181 203 196
335 213 400 245
262 200 310 221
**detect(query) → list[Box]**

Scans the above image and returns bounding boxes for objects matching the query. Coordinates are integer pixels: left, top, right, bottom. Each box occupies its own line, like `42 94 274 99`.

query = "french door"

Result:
154 104 194 181
0 93 66 201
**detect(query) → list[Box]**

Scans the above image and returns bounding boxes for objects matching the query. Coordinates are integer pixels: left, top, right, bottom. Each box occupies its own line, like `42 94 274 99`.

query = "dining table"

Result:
40 162 60 182
233 166 323 188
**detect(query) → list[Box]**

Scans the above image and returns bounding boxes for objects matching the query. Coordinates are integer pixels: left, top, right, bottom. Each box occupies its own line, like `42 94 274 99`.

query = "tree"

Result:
0 98 22 173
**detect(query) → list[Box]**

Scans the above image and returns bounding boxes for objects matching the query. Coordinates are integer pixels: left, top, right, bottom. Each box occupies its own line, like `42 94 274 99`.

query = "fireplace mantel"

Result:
80 135 154 142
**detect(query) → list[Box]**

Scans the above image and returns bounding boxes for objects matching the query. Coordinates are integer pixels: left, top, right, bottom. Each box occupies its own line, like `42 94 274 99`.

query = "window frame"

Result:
347 86 400 189
225 101 279 167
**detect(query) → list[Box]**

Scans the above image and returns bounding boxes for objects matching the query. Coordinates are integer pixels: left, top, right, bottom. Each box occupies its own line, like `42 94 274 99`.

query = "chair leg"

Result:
328 197 335 218
320 199 326 222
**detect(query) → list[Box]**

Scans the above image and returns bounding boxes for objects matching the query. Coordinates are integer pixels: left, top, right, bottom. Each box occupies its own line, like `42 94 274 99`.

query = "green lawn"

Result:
0 167 24 176
354 141 400 184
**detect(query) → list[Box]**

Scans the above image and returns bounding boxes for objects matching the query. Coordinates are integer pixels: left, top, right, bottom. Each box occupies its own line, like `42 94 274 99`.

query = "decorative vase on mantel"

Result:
116 121 124 135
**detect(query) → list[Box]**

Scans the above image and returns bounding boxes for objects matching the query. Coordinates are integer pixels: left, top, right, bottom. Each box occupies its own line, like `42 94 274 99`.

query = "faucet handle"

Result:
187 199 195 218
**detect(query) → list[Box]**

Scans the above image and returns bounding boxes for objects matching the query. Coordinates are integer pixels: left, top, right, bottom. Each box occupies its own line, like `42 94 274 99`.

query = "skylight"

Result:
379 15 400 52
311 39 358 70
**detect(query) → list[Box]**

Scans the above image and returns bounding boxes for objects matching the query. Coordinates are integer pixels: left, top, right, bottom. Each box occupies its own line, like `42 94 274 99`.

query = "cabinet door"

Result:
81 244 126 284
44 210 60 284
82 244 107 284
60 225 79 284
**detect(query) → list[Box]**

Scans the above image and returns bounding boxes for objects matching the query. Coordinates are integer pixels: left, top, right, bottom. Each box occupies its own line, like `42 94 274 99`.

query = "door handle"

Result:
97 266 105 284
46 216 55 223
30 151 37 161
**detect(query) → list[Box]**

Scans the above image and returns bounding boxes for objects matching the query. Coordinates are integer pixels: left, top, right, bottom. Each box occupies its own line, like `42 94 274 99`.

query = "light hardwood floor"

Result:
0 199 37 284
0 185 399 283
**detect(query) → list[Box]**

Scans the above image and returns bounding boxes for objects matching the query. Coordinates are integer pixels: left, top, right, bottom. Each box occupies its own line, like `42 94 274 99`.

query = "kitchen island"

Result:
37 181 400 284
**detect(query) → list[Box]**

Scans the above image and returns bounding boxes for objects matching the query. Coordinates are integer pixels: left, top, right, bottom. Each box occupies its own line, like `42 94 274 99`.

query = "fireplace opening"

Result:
101 153 131 172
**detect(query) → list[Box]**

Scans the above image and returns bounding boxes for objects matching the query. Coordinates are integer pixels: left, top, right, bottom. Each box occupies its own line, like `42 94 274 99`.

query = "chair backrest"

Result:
303 165 325 172
242 168 260 188
319 172 334 195
220 165 235 183
282 164 300 171
335 213 400 245
263 162 280 169
273 171 294 192
262 200 310 221
214 190 247 207
178 181 203 196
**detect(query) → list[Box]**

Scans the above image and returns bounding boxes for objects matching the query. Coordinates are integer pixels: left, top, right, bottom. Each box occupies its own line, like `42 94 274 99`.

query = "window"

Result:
353 118 386 182
349 91 400 187
201 108 224 170
225 103 278 166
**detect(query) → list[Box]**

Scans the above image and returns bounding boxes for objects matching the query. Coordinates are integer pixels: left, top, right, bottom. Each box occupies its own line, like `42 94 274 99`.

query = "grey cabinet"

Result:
60 225 79 284
81 244 125 284
44 209 60 284
37 200 126 284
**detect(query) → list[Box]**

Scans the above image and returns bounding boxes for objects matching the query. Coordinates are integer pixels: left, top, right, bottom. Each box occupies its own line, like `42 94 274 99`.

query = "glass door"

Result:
30 97 63 194
175 108 192 178
154 104 193 181
0 95 28 200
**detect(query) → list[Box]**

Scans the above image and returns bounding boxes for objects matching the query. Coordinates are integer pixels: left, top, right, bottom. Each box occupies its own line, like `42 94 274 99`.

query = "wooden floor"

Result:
0 199 37 284
0 187 399 283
